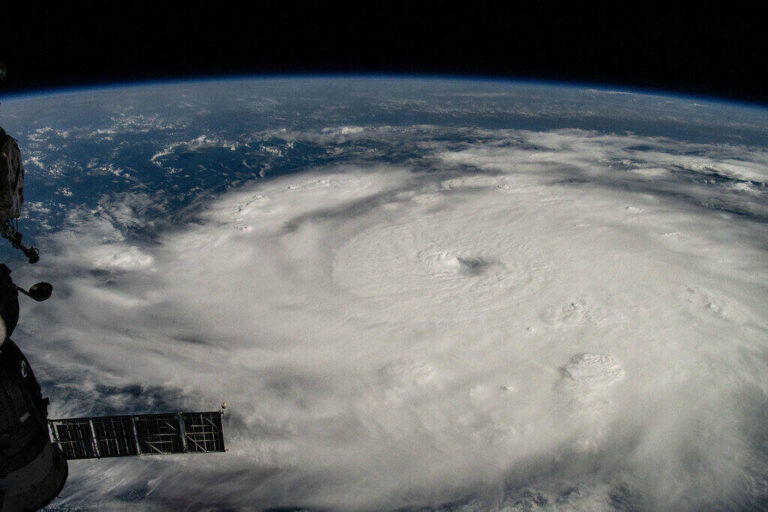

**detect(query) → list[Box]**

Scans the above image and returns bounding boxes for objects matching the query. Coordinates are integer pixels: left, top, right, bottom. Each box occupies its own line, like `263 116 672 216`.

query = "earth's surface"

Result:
1 77 767 511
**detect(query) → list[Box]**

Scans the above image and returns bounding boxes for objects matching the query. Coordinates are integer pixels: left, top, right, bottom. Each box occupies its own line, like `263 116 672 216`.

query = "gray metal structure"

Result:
48 411 226 459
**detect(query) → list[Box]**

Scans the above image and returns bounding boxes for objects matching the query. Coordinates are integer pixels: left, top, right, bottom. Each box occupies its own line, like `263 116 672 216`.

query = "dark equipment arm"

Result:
0 223 39 264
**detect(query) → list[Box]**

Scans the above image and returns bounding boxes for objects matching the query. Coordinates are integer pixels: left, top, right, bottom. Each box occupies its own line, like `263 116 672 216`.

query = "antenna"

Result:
17 281 53 301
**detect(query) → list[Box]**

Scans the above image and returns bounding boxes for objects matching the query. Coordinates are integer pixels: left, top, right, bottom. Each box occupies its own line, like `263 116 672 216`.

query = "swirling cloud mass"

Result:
6 88 768 511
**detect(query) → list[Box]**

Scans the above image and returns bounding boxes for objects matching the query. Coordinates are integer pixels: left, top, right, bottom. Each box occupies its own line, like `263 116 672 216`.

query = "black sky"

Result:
1 2 766 105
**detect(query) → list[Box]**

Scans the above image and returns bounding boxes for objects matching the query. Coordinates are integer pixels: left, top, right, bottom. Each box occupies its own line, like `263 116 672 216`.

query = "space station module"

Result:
0 264 68 512
0 128 24 225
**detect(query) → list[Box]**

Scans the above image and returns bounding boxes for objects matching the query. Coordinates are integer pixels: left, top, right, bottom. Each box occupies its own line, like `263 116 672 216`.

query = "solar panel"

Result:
48 411 225 460
181 411 225 453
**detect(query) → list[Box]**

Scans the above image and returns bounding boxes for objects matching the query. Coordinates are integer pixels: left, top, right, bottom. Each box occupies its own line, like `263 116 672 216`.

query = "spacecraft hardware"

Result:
0 127 226 511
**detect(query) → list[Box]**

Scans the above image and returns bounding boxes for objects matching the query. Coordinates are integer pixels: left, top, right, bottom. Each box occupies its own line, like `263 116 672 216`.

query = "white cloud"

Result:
16 129 768 511
150 134 239 167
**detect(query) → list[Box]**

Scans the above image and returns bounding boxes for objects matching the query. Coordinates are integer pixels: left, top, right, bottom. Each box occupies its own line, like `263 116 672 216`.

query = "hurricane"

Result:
1 78 766 511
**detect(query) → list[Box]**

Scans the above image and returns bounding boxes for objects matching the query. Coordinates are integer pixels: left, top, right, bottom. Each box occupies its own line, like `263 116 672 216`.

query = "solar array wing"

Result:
48 411 225 460
180 411 225 453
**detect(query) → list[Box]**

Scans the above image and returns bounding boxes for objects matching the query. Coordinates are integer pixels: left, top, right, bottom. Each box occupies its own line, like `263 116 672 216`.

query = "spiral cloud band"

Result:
21 126 768 510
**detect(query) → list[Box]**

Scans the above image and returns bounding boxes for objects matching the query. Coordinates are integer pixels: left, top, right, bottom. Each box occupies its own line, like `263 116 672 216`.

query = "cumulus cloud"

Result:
13 129 768 511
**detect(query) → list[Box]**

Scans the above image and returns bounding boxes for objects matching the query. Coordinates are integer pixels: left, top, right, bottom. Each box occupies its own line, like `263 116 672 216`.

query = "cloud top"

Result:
14 127 768 511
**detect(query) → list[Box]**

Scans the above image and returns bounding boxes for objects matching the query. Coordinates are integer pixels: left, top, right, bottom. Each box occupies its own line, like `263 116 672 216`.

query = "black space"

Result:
1 2 766 105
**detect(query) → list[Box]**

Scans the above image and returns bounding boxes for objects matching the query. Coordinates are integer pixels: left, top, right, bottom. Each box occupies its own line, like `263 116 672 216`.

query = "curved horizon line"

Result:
1 72 766 110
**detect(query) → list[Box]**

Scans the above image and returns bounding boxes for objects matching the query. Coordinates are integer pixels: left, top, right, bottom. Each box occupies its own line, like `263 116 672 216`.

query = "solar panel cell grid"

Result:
48 411 225 459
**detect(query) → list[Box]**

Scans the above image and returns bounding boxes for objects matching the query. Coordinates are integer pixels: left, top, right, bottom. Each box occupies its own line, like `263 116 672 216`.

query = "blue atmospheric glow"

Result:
2 72 767 111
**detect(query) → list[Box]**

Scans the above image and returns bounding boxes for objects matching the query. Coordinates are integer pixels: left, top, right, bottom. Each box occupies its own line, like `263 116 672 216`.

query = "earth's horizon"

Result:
1 76 767 511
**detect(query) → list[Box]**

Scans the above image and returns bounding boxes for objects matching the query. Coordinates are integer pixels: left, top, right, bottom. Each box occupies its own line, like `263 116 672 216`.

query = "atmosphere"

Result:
1 3 766 104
